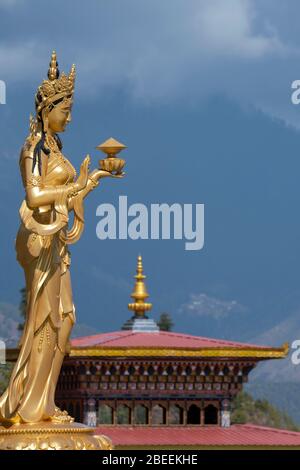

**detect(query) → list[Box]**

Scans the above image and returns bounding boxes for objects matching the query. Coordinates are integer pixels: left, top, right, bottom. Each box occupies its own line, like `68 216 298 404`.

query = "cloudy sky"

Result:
1 0 300 125
1 0 300 348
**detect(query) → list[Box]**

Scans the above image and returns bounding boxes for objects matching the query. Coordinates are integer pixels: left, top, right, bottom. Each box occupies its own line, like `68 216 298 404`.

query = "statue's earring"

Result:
42 109 49 133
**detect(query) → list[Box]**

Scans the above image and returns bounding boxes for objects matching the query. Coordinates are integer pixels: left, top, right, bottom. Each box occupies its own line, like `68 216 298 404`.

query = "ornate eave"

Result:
6 342 288 362
69 342 289 359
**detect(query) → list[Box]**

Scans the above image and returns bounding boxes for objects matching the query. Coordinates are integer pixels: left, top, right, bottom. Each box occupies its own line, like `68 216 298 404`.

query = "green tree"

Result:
157 312 174 332
0 364 12 395
232 391 299 431
0 287 26 393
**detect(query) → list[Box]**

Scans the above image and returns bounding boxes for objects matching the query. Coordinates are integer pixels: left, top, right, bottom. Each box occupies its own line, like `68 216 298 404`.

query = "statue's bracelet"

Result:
88 175 99 190
67 183 79 198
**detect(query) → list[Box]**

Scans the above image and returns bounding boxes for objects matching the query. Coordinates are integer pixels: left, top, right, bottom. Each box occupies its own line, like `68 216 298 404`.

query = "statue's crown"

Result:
35 51 75 113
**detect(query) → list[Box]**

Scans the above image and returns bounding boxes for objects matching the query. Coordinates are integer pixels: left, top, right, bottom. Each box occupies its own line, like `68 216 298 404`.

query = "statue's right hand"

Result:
74 155 90 191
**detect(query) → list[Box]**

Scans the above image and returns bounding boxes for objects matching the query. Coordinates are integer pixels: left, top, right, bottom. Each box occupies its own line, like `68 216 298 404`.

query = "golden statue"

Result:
0 52 125 450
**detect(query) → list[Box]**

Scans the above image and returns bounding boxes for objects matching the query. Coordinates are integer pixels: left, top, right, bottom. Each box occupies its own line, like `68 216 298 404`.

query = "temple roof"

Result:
69 256 288 359
70 330 288 359
95 424 300 448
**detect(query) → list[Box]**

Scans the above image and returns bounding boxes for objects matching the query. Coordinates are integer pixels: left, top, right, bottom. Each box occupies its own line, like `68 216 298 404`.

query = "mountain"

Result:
2 96 300 342
0 302 21 347
249 310 300 383
243 312 300 424
0 301 98 347
245 383 300 425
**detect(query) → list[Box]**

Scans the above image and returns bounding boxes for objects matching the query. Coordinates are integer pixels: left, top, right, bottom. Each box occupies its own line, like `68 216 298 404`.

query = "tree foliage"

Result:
157 312 174 332
232 391 299 431
0 364 12 395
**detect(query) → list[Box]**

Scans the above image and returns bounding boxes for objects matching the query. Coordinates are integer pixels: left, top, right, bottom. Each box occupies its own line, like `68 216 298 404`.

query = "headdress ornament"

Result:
35 51 75 113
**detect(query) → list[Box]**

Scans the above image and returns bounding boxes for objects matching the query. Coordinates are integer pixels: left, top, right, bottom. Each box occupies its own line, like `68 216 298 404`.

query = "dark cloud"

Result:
0 0 299 124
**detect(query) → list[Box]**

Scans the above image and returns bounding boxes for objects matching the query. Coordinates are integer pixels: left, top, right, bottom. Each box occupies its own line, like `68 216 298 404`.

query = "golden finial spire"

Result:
128 255 152 318
48 50 59 81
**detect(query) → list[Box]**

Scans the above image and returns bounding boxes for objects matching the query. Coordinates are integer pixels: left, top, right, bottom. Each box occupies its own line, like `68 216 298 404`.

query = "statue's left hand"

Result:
89 169 125 181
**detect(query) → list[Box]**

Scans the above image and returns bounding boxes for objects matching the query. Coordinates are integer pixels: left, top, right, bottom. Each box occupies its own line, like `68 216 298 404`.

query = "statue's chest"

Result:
46 151 77 185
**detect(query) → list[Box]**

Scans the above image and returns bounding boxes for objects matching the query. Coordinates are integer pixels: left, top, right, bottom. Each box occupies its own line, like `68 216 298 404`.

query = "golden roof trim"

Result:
69 342 289 358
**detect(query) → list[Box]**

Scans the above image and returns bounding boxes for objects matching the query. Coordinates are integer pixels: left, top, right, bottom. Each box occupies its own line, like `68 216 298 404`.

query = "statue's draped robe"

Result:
0 135 83 423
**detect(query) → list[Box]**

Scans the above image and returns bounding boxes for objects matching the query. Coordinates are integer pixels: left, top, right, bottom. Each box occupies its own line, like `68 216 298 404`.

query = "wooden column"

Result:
183 402 187 426
166 402 169 426
200 407 205 426
132 401 135 425
149 402 152 426
113 400 117 425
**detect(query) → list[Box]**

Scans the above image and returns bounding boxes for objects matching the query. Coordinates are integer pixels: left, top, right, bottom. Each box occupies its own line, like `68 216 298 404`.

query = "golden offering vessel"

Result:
97 137 126 174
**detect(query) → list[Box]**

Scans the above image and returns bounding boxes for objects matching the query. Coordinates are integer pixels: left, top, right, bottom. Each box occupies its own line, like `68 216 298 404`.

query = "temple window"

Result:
134 405 149 425
169 405 184 425
98 404 113 425
117 404 131 425
187 404 201 425
75 402 81 422
204 404 218 425
152 404 166 425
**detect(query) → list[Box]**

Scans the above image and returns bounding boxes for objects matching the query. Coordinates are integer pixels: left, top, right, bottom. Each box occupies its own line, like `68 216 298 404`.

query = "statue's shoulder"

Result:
20 133 41 161
20 115 42 162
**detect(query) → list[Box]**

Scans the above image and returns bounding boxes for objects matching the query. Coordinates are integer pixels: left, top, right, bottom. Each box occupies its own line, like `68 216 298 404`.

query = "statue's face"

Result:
48 99 72 133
